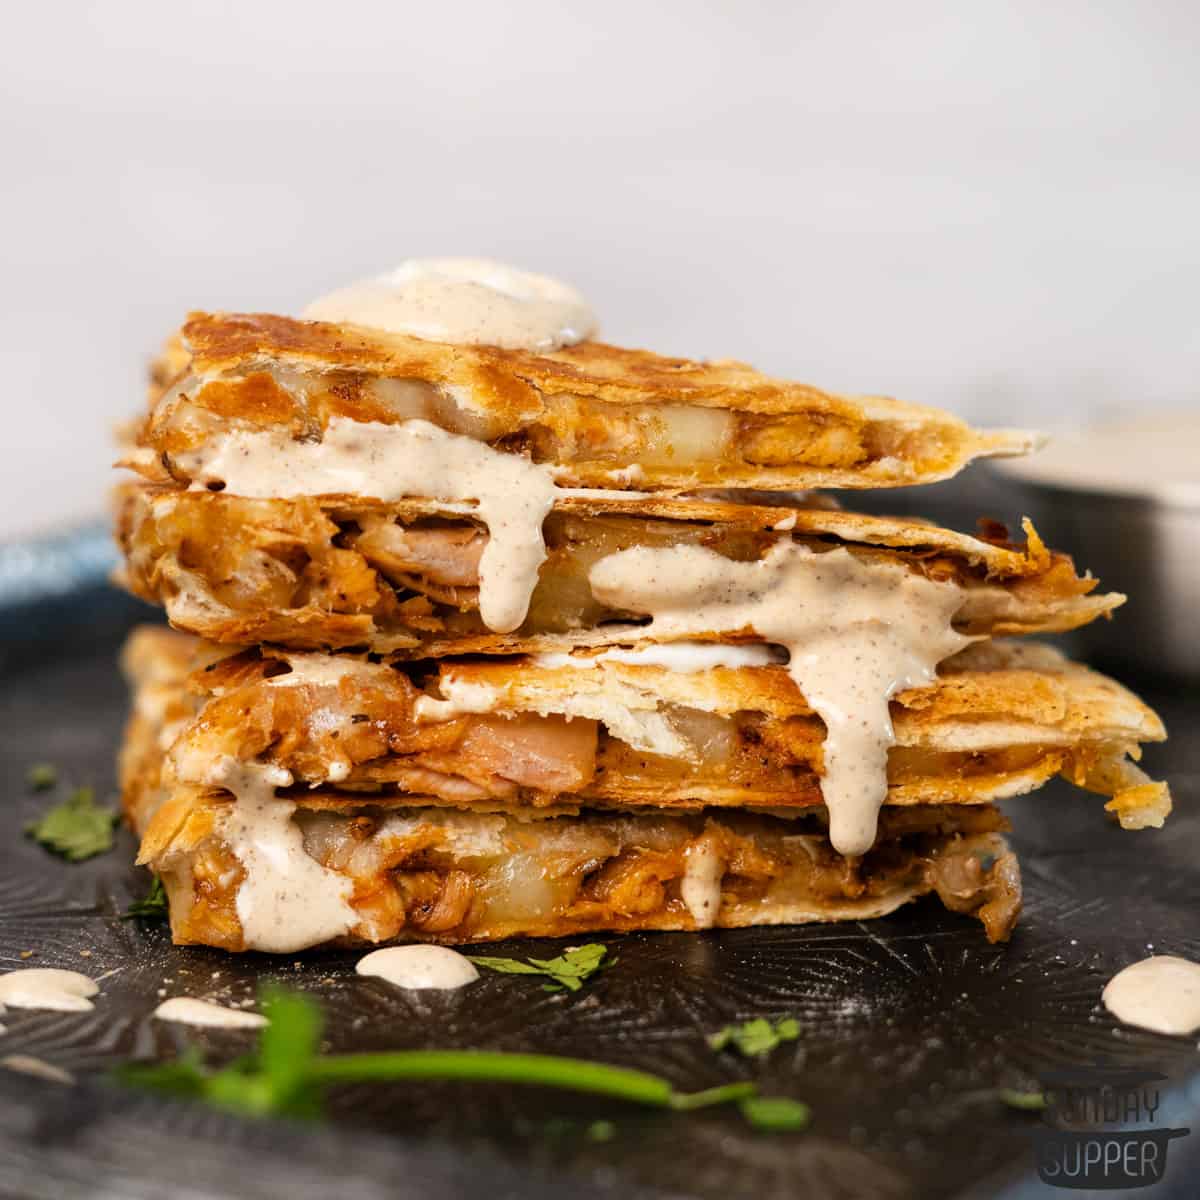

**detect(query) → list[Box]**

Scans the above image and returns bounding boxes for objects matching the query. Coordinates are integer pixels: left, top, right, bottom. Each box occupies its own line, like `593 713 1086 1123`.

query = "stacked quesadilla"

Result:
113 288 1170 954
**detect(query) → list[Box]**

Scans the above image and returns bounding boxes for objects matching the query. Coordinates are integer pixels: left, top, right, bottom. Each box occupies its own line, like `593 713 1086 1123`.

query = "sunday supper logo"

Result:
1030 1067 1189 1190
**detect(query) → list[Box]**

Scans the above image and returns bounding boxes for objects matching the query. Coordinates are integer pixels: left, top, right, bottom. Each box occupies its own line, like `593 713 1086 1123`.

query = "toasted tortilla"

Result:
132 311 1038 492
114 484 1121 655
119 627 1169 832
119 672 1022 949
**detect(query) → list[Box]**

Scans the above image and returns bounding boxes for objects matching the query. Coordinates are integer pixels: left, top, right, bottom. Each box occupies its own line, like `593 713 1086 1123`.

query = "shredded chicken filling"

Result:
115 489 1110 654
146 801 1020 950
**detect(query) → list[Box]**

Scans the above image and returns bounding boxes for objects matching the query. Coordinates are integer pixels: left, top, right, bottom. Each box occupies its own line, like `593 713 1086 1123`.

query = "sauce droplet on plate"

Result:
356 945 480 991
1102 955 1200 1035
153 997 269 1030
0 969 98 1012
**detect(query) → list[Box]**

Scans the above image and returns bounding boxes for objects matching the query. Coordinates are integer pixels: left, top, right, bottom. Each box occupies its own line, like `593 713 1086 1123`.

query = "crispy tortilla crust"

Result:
119 627 1170 831
134 311 1037 491
114 483 1122 655
120 725 1023 949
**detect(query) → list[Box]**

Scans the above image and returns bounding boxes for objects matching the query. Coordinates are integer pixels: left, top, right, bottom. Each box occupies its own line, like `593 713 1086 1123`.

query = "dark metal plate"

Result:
0 526 1197 1200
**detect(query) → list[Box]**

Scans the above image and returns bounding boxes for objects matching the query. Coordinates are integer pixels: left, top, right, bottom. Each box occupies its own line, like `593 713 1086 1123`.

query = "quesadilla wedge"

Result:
115 486 1120 654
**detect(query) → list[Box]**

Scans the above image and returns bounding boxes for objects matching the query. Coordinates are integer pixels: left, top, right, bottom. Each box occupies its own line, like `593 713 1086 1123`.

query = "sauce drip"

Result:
0 969 98 1012
181 418 555 633
206 757 358 954
1102 955 1200 1035
304 257 597 351
153 997 269 1029
356 945 480 991
588 543 969 856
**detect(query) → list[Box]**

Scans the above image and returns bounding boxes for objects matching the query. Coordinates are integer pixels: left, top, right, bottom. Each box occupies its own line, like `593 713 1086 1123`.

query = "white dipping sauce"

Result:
153 997 269 1030
356 945 480 991
589 542 969 857
0 969 98 1012
1102 955 1200 1035
999 414 1200 505
304 257 598 352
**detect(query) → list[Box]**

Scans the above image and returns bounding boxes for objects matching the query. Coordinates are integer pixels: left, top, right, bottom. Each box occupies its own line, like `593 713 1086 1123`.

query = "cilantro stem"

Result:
307 1050 753 1113
669 1081 758 1111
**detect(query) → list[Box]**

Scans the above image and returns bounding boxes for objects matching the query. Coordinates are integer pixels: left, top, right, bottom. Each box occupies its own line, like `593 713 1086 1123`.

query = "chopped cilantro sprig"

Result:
467 943 614 992
122 876 169 921
117 987 808 1132
26 786 119 861
708 1016 800 1059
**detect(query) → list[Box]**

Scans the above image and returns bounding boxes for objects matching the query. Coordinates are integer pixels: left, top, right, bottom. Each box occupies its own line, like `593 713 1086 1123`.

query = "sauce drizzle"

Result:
588 542 969 856
180 418 555 633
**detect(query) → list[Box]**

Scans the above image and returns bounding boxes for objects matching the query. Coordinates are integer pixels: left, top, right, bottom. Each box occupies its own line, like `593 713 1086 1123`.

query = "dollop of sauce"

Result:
0 1055 74 1085
181 418 555 633
1102 955 1200 1035
356 945 480 991
153 997 269 1029
206 757 358 954
998 413 1200 505
588 543 969 856
304 257 598 351
0 969 98 1012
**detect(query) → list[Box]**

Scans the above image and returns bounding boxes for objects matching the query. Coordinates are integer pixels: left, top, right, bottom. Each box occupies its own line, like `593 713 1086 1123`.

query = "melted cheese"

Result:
179 417 556 633
589 543 969 856
1102 955 1200 1035
206 757 357 953
356 945 480 991
303 257 597 351
0 969 98 1012
153 997 268 1029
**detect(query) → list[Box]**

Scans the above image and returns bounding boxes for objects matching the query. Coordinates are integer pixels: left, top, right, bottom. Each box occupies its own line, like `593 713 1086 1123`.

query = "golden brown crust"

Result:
134 311 1038 491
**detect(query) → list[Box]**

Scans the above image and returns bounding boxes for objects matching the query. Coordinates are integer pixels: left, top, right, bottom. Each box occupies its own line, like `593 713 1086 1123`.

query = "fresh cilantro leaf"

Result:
26 763 58 791
122 876 169 921
468 944 614 992
738 1096 811 1132
999 1089 1048 1111
461 956 547 977
26 786 119 861
708 1016 800 1058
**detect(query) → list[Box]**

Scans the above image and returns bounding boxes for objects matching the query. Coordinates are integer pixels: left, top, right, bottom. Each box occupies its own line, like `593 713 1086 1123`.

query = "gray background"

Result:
3 0 1197 537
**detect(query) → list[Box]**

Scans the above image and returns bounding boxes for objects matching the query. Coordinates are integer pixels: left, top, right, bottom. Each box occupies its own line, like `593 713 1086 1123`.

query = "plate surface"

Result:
0 529 1198 1200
